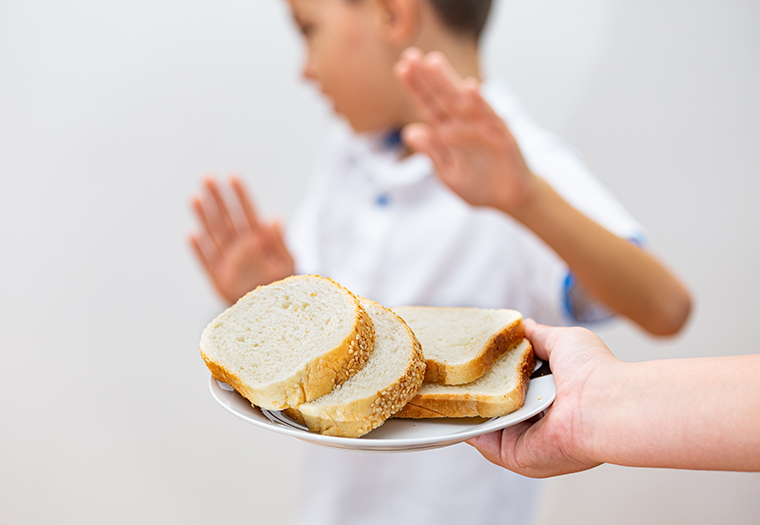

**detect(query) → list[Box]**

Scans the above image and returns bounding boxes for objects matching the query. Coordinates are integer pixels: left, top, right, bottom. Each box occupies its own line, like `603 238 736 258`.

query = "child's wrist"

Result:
503 173 548 223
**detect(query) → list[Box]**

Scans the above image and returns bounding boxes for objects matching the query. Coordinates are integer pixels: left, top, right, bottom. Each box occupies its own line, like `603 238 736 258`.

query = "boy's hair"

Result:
427 0 493 41
347 0 493 41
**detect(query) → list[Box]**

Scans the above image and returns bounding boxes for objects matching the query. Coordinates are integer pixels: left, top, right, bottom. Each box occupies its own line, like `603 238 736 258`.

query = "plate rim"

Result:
208 362 555 452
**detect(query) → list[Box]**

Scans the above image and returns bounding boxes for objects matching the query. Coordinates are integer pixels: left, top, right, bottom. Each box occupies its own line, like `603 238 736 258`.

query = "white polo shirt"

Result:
286 81 645 525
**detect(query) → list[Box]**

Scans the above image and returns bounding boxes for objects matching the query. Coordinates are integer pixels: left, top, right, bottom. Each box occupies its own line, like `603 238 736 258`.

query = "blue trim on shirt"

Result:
628 234 645 248
375 193 391 207
562 272 577 322
384 129 403 150
562 236 645 324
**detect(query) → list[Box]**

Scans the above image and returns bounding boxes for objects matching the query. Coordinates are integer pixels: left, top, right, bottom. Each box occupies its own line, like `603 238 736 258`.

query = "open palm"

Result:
395 48 537 214
189 177 294 304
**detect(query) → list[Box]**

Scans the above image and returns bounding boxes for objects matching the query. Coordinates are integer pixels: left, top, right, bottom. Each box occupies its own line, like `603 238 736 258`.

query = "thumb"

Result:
266 219 290 254
402 123 449 170
523 318 554 363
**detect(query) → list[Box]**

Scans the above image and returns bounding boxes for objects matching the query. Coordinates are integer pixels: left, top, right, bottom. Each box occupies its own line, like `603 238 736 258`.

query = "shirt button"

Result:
375 193 391 207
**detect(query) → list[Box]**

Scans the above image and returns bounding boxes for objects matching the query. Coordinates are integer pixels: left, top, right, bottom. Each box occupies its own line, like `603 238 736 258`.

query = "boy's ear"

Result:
373 0 419 45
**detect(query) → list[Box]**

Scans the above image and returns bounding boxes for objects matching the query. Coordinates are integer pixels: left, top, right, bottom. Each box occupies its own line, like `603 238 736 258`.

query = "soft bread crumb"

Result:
392 306 524 385
200 275 375 410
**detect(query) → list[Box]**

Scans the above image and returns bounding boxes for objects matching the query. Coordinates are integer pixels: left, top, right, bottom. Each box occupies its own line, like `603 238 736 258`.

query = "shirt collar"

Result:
346 128 433 188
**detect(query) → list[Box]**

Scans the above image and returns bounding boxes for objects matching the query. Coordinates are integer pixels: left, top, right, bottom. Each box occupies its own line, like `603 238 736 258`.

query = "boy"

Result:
189 1 691 523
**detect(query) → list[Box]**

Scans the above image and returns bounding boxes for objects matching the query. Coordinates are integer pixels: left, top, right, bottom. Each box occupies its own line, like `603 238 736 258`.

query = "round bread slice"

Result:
290 297 426 438
200 275 374 410
391 306 524 385
394 338 534 419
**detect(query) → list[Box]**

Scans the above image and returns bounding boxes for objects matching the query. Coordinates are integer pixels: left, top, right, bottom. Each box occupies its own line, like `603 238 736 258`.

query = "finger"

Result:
423 51 466 118
230 175 261 233
268 220 293 264
394 47 425 87
192 194 228 255
204 177 238 240
396 49 449 124
191 195 214 239
402 123 451 170
188 233 215 275
400 46 424 62
396 68 442 125
394 48 426 108
467 419 534 472
459 77 494 121
411 56 453 123
395 46 424 78
188 204 222 263
466 430 504 460
523 318 553 362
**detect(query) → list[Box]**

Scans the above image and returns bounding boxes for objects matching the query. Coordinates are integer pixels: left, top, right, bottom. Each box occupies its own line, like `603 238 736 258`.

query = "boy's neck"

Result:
413 0 483 81
430 39 482 81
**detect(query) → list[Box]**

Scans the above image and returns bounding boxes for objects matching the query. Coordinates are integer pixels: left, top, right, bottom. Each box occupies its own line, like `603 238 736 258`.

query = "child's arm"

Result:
189 176 294 305
395 48 691 336
468 320 760 477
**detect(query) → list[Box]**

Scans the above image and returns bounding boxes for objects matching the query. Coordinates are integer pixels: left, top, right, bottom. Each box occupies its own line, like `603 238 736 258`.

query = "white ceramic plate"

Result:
209 360 556 452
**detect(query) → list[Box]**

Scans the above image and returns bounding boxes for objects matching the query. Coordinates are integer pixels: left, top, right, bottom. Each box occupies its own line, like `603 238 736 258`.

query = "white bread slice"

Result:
200 275 374 410
395 338 534 419
289 297 426 438
391 306 524 385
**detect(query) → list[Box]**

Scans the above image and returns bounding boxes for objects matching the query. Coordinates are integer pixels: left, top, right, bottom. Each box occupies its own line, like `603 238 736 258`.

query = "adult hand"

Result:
469 319 760 475
467 319 617 478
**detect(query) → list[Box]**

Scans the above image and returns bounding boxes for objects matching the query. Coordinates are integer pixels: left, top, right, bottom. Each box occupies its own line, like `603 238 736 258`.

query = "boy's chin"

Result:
341 114 396 135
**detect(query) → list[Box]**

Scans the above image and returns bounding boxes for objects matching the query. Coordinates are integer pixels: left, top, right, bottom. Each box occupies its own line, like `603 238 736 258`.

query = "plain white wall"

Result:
1 1 758 523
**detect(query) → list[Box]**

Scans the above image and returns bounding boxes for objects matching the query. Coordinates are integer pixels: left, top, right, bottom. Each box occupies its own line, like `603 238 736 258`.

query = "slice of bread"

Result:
289 297 426 438
391 306 524 385
200 275 374 410
394 338 534 419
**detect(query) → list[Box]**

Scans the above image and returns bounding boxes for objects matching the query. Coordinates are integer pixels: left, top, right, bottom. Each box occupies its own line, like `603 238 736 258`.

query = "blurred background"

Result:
1 0 758 523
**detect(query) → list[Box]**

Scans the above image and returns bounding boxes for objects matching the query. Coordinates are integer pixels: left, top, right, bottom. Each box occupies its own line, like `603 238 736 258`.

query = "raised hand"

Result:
394 47 538 215
189 176 294 304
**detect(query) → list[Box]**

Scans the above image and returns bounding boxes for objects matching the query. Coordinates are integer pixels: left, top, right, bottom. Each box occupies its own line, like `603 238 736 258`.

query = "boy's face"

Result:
287 0 408 132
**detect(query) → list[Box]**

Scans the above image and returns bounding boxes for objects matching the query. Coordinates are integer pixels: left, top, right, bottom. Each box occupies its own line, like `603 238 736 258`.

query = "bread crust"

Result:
394 340 534 419
396 307 524 385
200 275 375 410
292 302 427 438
